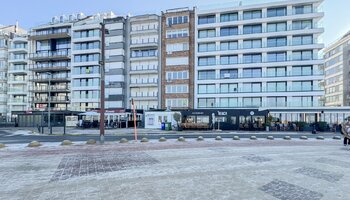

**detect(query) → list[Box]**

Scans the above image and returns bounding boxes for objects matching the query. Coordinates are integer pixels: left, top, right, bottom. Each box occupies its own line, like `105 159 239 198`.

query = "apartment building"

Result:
194 0 324 109
127 14 161 110
161 8 195 110
7 34 30 119
71 12 126 111
28 15 82 111
323 31 350 107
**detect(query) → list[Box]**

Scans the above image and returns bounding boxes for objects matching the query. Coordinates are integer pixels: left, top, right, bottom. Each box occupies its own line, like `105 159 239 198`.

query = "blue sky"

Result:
1 0 349 46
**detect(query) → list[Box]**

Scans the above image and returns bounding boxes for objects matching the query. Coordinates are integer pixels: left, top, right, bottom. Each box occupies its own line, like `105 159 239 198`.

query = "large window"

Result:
74 41 100 50
267 82 287 92
198 84 216 94
166 99 188 108
267 7 287 17
267 37 287 47
73 66 100 75
166 43 189 53
243 68 262 78
198 70 216 80
74 54 100 62
243 24 262 34
220 13 238 22
198 56 216 66
243 97 261 107
292 81 313 91
294 5 312 15
74 29 99 38
220 41 238 50
220 55 238 65
219 98 238 108
267 97 287 107
292 35 313 45
292 50 313 60
267 67 286 77
292 96 313 107
166 85 189 94
198 43 216 52
292 66 313 76
267 52 287 62
243 83 262 92
166 29 189 39
220 27 238 36
220 83 238 93
198 29 216 38
131 49 157 58
198 15 216 24
292 20 312 30
198 98 215 108
243 39 262 49
267 22 287 32
167 16 189 26
243 54 261 63
166 71 189 81
243 10 262 20
220 69 238 79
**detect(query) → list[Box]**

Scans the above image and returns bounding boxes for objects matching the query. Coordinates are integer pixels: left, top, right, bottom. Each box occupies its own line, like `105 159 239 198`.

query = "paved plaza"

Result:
0 139 349 200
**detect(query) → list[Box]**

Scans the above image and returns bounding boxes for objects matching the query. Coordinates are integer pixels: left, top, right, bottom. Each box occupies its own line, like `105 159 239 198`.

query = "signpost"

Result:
131 98 138 142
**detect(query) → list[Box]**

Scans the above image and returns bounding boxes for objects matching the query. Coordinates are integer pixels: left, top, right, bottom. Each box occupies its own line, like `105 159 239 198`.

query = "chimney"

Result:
15 21 19 33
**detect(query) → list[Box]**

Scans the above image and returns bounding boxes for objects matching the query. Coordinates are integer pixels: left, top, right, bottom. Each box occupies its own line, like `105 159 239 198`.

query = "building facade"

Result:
161 8 195 110
194 0 324 109
127 14 161 110
323 31 350 107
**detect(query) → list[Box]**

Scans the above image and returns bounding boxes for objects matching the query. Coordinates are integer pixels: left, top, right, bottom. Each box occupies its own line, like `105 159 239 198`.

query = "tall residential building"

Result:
71 12 127 111
194 0 324 109
161 8 195 110
127 14 161 110
28 15 81 111
323 31 350 106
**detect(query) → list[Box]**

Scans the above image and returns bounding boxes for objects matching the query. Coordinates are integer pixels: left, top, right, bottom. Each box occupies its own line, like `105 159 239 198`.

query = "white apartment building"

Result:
323 31 350 107
194 0 324 109
71 12 126 111
7 34 30 119
127 14 161 110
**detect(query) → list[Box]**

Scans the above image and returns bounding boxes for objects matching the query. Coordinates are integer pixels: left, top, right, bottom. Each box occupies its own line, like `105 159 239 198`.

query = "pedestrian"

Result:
340 117 350 146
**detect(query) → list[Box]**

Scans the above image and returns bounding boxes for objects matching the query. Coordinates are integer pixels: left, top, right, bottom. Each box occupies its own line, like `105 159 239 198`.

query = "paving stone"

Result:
316 158 350 168
242 155 271 163
295 167 343 183
259 180 323 200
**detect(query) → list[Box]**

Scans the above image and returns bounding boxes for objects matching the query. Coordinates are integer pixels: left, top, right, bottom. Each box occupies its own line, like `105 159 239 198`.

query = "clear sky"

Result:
1 0 349 46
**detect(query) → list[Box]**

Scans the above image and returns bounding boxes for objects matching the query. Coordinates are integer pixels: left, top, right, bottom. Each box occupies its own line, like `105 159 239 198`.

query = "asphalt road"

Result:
0 129 342 144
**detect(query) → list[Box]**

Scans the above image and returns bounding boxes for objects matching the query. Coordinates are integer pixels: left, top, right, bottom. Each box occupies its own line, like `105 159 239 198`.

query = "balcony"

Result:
30 75 70 82
129 80 158 87
30 85 70 93
7 78 27 84
130 93 158 101
8 98 27 105
8 45 28 53
8 56 27 64
29 49 71 61
7 88 28 94
129 66 158 74
8 66 27 75
130 39 158 48
29 63 70 72
33 96 70 103
130 28 158 35
29 28 70 40
130 54 158 61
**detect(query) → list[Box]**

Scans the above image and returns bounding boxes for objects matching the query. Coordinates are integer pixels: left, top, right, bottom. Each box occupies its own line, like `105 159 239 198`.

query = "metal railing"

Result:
29 49 71 60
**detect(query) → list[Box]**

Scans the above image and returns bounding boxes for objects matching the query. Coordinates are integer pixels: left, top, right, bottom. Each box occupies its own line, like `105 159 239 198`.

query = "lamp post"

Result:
47 72 52 134
99 22 107 144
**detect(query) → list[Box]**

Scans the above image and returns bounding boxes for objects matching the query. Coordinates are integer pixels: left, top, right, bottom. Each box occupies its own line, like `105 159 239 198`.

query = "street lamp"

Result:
46 72 52 134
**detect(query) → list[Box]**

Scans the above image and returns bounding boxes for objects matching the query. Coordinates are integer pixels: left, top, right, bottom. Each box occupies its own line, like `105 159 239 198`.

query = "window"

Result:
267 67 286 77
267 37 287 47
73 66 100 75
220 41 238 50
166 71 189 80
243 54 261 63
292 20 312 30
198 15 216 24
267 22 287 32
198 43 216 52
267 97 287 107
292 96 313 107
220 83 238 93
198 84 216 94
166 98 188 108
243 24 262 34
267 7 287 17
220 55 238 65
220 27 238 36
198 29 216 38
166 85 189 94
198 70 216 80
219 98 238 108
220 13 238 22
292 66 312 76
267 52 287 62
74 54 100 62
74 29 100 38
243 10 262 20
220 69 238 79
294 4 312 15
131 49 157 58
292 35 313 45
243 68 262 78
198 98 215 108
292 50 313 60
74 41 100 50
292 81 312 91
166 43 189 53
166 29 189 38
166 57 189 66
167 16 189 26
243 39 262 49
267 82 287 92
243 83 262 92
198 57 216 66
243 97 261 107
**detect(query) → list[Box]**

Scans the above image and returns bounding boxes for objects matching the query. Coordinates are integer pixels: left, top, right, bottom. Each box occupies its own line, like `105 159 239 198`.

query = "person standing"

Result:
340 118 350 146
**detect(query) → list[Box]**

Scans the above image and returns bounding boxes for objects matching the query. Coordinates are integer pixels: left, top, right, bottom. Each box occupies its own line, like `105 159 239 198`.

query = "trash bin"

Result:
161 122 165 130
165 122 172 131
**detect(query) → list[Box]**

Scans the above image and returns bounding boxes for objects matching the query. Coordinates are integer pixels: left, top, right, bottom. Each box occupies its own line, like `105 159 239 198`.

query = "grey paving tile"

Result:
295 167 343 183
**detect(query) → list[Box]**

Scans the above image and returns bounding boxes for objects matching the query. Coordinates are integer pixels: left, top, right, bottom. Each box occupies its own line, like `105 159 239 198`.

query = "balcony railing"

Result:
29 28 70 38
130 80 158 84
29 49 71 60
198 73 324 81
130 65 158 71
33 96 70 103
9 99 27 103
198 58 323 67
131 39 158 45
31 74 70 82
31 85 70 92
29 63 70 71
